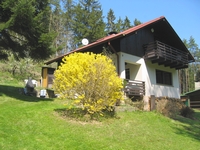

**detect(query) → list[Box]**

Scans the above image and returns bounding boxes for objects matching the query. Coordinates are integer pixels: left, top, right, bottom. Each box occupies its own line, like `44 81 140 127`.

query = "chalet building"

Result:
43 16 194 109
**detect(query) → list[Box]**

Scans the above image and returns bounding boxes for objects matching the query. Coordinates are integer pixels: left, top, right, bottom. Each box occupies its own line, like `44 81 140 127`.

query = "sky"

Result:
99 0 200 47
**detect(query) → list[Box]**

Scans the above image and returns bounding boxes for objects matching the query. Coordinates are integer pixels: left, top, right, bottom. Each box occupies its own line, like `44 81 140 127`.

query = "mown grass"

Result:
0 75 200 150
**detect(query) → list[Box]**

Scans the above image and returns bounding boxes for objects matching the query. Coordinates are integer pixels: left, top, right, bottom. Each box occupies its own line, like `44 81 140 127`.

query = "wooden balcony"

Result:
143 41 189 69
123 79 145 96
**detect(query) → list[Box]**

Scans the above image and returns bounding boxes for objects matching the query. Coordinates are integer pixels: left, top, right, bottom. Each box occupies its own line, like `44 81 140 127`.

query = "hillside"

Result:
0 72 200 150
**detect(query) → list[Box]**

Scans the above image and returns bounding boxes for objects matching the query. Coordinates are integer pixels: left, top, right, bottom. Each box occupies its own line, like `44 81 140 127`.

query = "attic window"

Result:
156 70 172 86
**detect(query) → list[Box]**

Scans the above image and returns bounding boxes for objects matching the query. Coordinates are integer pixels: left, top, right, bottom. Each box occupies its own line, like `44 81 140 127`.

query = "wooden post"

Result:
42 67 48 88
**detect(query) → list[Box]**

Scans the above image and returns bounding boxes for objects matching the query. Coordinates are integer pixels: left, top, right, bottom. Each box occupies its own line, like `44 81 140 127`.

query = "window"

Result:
125 68 130 79
156 70 172 85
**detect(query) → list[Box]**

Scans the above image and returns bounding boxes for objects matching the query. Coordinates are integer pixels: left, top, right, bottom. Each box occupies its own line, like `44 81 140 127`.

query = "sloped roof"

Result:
184 89 200 96
45 16 194 65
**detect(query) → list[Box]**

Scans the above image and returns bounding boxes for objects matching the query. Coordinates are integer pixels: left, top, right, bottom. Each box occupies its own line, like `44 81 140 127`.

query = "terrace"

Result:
144 41 189 69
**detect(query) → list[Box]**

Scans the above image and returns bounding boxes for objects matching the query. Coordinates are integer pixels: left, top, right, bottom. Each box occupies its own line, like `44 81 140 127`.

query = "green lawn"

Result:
0 78 200 150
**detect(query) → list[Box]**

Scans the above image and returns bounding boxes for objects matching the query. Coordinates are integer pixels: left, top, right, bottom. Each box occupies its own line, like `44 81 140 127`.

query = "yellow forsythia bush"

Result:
53 52 123 114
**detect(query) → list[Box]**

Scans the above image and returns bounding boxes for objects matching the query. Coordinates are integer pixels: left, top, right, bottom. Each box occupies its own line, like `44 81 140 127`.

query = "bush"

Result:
53 52 123 116
180 106 195 119
156 97 185 117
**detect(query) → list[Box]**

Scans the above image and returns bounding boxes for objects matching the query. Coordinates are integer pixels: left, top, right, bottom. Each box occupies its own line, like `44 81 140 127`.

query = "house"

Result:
44 16 194 108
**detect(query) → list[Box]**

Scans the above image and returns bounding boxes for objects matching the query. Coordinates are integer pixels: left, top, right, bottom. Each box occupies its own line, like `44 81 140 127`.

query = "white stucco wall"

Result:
116 52 180 99
145 61 180 98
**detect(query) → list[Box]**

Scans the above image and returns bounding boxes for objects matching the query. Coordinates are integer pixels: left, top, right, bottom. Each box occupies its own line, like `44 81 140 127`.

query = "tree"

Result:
179 36 200 93
2 52 43 80
49 0 66 56
53 52 123 116
122 16 132 30
195 70 200 82
133 18 142 26
106 9 116 33
0 0 56 60
63 0 77 51
71 0 105 47
115 17 123 33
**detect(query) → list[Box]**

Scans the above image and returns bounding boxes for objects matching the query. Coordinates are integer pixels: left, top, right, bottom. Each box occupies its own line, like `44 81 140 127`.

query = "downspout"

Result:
108 42 120 76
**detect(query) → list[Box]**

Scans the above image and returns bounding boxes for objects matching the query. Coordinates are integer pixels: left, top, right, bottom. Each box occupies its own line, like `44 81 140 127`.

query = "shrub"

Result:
180 106 195 119
156 97 185 117
53 52 123 116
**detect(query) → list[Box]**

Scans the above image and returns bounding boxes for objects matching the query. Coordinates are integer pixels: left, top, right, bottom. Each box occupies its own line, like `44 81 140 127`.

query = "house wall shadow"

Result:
0 85 54 102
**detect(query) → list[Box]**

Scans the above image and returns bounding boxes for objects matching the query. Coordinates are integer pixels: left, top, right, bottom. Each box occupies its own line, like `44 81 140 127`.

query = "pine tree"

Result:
133 18 142 26
0 0 56 60
106 9 116 33
122 16 132 30
71 0 105 47
115 17 123 33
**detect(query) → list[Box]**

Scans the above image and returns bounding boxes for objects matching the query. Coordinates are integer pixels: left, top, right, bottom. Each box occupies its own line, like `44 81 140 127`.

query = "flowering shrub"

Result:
53 52 123 115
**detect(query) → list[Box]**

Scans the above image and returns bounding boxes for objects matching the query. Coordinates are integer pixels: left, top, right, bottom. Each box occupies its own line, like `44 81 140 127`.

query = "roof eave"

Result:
45 33 125 65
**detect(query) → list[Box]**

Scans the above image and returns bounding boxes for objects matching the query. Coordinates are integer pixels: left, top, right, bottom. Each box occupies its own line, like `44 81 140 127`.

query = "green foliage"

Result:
195 70 200 82
115 17 123 32
1 53 43 81
133 18 142 26
71 0 105 47
49 0 71 54
122 16 132 30
106 9 116 33
0 0 56 60
180 36 200 93
53 52 123 115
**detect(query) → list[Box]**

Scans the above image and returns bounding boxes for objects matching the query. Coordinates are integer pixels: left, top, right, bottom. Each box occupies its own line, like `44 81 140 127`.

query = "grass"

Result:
0 74 200 150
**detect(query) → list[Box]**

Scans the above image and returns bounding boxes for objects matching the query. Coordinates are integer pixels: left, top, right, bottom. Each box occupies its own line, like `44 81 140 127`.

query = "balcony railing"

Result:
143 41 189 69
123 79 145 96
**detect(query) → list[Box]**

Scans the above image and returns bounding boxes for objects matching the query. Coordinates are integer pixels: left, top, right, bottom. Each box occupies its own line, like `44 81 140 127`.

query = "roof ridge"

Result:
121 16 165 35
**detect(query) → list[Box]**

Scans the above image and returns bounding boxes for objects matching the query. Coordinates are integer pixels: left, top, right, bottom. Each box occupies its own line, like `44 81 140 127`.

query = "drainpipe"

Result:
108 42 120 76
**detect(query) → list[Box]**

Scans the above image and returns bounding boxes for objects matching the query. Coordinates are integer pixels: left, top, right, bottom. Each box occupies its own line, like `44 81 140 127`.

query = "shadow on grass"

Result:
172 110 200 141
0 84 54 102
54 107 117 122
